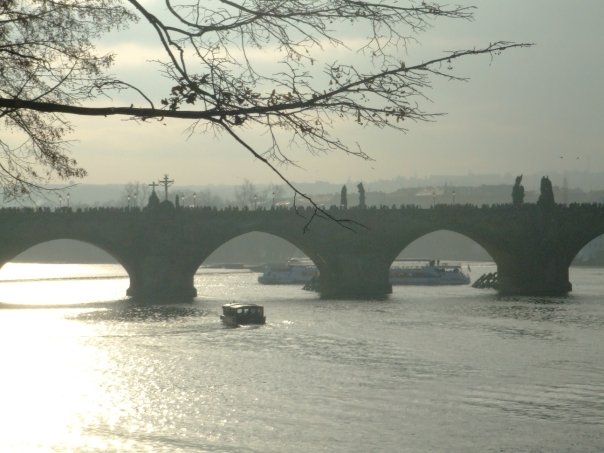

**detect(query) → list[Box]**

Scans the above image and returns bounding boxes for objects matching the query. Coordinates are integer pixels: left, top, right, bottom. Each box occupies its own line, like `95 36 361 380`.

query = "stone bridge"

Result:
0 203 603 301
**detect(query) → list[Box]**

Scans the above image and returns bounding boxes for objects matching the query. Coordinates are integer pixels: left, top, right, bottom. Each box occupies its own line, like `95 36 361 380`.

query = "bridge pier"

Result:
497 256 572 296
318 255 392 299
127 256 197 302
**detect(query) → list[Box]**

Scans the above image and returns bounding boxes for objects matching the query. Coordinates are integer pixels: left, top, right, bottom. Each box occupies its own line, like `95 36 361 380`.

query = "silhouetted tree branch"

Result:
0 0 136 198
1 1 531 224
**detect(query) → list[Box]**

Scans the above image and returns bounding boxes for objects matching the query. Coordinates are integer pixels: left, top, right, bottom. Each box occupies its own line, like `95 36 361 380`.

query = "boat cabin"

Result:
221 303 266 327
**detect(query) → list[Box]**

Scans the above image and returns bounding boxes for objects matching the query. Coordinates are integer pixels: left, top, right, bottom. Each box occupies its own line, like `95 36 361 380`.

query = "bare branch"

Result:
1 0 531 216
217 119 364 232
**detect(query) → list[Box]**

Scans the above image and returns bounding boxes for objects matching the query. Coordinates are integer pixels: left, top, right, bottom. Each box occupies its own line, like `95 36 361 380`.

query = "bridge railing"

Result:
1 202 603 217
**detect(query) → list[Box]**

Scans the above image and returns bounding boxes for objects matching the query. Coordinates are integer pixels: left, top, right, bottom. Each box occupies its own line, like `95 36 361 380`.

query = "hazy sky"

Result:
61 1 604 187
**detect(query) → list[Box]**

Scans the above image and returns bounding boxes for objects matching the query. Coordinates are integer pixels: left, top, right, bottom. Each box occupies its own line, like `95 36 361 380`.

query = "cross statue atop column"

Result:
159 174 174 201
148 181 159 193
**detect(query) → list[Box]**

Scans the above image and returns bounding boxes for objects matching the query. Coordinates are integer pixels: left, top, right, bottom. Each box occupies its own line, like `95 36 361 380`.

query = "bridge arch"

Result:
571 232 604 267
188 228 324 275
7 238 116 263
187 230 323 297
389 229 497 285
0 238 134 281
201 231 308 267
0 239 131 304
395 229 494 263
387 226 505 269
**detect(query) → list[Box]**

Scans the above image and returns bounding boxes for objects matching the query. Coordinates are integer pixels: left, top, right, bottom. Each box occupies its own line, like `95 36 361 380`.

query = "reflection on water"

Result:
0 263 129 306
0 278 130 306
0 262 128 281
0 263 602 452
74 304 209 323
0 308 128 451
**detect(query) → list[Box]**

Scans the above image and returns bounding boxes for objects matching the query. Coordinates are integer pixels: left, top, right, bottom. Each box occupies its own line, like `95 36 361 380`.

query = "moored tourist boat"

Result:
260 259 470 287
257 259 318 285
389 260 470 285
220 303 266 327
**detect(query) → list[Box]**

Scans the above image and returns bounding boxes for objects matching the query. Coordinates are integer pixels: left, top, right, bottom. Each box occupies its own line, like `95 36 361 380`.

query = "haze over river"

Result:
0 263 602 452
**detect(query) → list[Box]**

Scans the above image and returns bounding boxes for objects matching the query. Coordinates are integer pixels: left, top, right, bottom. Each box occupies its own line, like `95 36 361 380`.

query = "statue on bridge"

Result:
538 176 555 208
341 185 348 209
357 182 366 208
512 174 525 206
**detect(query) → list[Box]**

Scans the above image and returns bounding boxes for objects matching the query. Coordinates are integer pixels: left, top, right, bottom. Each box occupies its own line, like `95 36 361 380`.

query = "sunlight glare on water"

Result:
0 263 129 305
0 309 136 451
0 263 602 452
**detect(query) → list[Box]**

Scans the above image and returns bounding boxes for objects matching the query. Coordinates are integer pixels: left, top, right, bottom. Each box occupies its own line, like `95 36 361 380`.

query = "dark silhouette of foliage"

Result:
0 0 136 197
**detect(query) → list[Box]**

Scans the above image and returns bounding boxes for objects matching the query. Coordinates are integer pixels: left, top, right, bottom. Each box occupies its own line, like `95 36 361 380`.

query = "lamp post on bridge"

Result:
193 193 197 208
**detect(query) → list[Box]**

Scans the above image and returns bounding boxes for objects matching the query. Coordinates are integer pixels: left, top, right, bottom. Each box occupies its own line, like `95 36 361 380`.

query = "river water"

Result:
0 263 602 452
